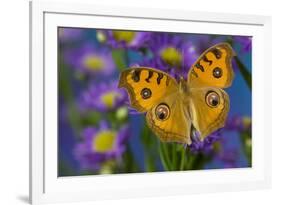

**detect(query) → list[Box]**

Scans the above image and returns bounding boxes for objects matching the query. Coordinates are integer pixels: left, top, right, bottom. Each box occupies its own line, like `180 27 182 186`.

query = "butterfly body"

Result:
118 43 235 145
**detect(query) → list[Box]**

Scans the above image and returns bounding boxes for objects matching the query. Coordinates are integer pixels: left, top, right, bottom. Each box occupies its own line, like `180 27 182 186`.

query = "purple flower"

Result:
233 36 252 53
74 121 130 171
217 149 240 168
79 81 127 112
58 27 84 43
194 35 229 53
225 116 251 132
97 30 151 49
189 130 221 154
64 43 115 76
143 33 198 80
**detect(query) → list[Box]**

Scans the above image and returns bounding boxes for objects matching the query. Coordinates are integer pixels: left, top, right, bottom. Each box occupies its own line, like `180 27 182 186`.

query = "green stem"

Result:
186 152 195 170
234 56 252 90
180 148 186 170
159 142 172 171
172 144 177 170
159 148 170 171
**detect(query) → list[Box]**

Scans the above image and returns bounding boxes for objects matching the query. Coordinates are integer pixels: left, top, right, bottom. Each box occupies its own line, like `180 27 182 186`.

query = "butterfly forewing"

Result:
118 67 178 112
187 43 235 88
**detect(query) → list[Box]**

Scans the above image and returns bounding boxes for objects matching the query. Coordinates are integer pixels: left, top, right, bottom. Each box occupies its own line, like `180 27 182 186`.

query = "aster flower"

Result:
58 100 68 124
189 130 221 154
192 35 229 53
79 81 127 112
74 121 130 171
217 149 240 168
58 27 84 43
64 43 115 76
143 33 198 80
233 36 252 53
96 30 151 49
225 115 251 132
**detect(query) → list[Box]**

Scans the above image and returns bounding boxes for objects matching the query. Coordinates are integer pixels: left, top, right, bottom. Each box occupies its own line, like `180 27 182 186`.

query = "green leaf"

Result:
112 49 128 71
59 57 82 138
81 111 101 126
240 132 252 166
122 145 140 173
58 160 76 176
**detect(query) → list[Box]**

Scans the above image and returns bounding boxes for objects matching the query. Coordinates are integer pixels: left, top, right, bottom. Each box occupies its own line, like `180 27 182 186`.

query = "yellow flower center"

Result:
83 55 104 71
100 91 120 108
93 130 117 153
116 106 128 120
242 117 251 128
112 31 136 44
160 47 182 67
245 138 252 147
99 160 115 174
96 31 107 43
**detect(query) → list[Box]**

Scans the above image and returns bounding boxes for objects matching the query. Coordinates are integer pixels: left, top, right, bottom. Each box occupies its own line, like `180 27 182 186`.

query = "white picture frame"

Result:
30 1 272 204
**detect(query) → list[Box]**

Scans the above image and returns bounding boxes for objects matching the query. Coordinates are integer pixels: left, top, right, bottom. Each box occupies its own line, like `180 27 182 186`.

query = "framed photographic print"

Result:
30 1 272 204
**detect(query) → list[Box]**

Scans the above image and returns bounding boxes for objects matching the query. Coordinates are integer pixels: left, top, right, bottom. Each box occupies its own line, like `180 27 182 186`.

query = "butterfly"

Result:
118 43 235 145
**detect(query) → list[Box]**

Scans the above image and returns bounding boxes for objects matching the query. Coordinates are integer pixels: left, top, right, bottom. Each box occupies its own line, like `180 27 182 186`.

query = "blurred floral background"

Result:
58 27 252 176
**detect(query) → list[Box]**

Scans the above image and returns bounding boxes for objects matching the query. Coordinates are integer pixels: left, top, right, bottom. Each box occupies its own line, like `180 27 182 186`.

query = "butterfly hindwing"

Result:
189 87 230 140
118 67 178 112
146 93 192 145
187 43 235 88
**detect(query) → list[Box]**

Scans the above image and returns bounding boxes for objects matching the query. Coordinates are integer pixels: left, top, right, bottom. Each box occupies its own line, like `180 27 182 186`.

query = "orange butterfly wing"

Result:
118 67 178 112
187 43 235 88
